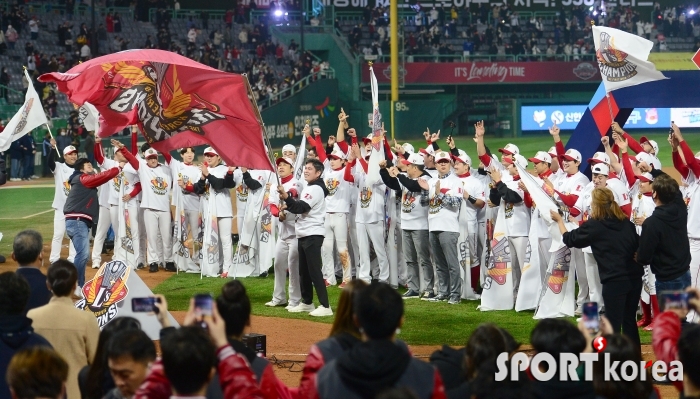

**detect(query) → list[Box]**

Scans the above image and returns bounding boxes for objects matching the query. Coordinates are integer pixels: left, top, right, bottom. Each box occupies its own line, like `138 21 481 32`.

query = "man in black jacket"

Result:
12 230 51 312
64 157 121 291
637 173 692 292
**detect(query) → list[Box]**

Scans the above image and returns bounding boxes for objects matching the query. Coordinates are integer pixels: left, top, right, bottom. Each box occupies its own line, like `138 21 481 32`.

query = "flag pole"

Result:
241 73 280 186
590 20 616 127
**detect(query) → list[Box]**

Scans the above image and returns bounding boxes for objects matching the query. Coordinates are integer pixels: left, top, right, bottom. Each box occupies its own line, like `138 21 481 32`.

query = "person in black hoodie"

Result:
13 229 52 312
0 271 53 399
552 187 643 347
311 281 446 399
636 173 692 292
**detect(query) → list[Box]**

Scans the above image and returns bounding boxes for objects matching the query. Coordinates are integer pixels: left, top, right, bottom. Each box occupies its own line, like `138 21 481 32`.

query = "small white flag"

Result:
293 133 307 183
592 26 667 92
0 69 48 151
366 65 384 186
78 102 100 132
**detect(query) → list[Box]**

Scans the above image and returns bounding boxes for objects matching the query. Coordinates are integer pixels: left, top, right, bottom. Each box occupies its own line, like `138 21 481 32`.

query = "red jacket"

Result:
134 345 264 399
651 311 683 392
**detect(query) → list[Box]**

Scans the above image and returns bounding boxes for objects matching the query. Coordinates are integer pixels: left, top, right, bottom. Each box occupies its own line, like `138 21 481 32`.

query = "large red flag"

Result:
39 50 273 171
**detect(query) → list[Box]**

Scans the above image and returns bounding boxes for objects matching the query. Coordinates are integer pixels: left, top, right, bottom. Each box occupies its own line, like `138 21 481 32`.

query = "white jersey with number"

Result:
52 161 75 210
294 184 326 238
136 159 172 212
270 176 301 241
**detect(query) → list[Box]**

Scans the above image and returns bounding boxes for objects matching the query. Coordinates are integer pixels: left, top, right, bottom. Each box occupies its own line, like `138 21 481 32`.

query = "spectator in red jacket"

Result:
297 279 367 399
306 281 446 399
652 287 700 395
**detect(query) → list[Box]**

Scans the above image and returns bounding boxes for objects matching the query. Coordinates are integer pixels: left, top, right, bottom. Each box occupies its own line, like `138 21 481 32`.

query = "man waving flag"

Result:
592 25 666 92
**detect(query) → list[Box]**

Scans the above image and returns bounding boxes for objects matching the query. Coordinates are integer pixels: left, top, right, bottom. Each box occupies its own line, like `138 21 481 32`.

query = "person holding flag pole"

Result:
0 68 74 265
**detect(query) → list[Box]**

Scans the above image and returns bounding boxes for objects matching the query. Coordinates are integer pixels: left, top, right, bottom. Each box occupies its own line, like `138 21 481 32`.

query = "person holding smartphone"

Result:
551 187 643 347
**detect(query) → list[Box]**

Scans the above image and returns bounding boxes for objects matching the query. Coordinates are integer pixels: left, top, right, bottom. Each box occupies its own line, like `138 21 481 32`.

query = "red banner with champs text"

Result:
361 61 602 84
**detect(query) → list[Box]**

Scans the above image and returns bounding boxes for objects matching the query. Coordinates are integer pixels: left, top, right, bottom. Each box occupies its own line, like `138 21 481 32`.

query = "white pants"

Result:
91 206 112 267
272 237 301 306
50 209 76 263
537 237 552 281
584 252 604 308
507 236 528 298
357 221 389 283
144 209 173 264
688 238 700 322
348 210 360 277
236 211 246 238
218 217 234 271
322 213 349 285
138 205 147 265
572 248 589 308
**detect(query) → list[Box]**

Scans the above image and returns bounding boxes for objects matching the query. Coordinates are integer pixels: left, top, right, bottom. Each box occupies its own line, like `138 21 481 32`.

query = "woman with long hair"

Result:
551 187 643 347
78 317 142 399
297 280 368 398
27 260 101 399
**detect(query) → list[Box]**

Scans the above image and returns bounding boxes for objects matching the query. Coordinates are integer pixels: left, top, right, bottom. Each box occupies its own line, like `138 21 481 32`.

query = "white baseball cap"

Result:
282 144 296 153
400 153 424 166
275 157 294 166
63 145 77 155
452 149 472 166
528 151 552 164
144 148 159 159
587 151 610 165
547 146 557 158
638 172 654 183
434 151 452 163
329 146 347 160
419 146 436 157
635 152 654 166
203 147 218 156
562 149 582 163
498 143 520 155
504 154 528 169
402 143 415 154
591 163 609 176
640 137 659 154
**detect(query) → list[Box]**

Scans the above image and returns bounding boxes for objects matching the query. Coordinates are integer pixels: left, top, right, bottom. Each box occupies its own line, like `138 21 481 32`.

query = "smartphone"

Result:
582 302 599 334
660 290 689 311
194 293 214 318
132 297 159 313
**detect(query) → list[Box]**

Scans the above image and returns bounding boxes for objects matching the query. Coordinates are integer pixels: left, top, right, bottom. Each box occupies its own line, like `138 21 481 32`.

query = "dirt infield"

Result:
0 238 680 397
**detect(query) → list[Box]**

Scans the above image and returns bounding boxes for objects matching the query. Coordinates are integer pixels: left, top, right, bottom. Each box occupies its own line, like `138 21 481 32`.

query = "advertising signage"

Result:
520 105 695 131
361 62 601 85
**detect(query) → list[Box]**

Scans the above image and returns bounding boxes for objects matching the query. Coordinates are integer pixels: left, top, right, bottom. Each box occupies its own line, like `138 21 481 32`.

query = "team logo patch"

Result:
63 180 71 196
150 177 168 195
504 202 514 219
325 178 340 196
596 31 638 83
120 209 134 255
102 62 224 143
428 194 443 214
402 192 417 213
75 260 130 329
360 187 372 208
547 248 571 294
12 98 34 136
260 187 273 243
236 184 249 202
485 237 511 287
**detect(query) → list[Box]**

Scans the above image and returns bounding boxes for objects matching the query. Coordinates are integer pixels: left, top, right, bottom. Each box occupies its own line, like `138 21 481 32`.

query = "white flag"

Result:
592 26 667 92
293 133 307 185
0 69 48 151
366 66 384 186
78 102 100 132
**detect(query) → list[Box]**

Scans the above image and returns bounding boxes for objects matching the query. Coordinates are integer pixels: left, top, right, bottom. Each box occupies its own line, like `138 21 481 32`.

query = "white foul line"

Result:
0 209 53 220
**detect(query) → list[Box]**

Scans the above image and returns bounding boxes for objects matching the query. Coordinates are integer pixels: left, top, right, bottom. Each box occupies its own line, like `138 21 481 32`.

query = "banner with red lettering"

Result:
361 62 602 85
39 50 273 171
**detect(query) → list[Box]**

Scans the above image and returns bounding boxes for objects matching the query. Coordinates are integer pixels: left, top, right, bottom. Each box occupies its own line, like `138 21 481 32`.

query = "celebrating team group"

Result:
46 109 699 325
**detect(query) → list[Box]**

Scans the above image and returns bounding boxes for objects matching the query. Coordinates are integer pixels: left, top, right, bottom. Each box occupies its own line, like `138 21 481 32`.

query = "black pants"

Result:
602 277 643 348
298 235 329 308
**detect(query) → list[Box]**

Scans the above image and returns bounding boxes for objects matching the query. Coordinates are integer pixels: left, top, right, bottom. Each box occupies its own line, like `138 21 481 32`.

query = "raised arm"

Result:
114 139 140 170
675 125 700 178
80 166 121 188
242 169 263 190
474 121 492 167
379 164 401 191
601 136 622 174
612 121 644 154
550 125 565 169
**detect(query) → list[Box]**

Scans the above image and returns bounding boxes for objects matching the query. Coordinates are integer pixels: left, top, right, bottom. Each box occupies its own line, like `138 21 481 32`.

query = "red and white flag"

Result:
39 50 273 170
0 69 47 152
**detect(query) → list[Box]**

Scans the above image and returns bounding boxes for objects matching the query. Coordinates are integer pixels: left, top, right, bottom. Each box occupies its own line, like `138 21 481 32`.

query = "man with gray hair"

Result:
12 230 52 312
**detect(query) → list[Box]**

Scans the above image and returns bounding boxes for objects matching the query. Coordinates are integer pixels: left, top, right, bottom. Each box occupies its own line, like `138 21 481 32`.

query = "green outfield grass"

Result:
0 187 55 255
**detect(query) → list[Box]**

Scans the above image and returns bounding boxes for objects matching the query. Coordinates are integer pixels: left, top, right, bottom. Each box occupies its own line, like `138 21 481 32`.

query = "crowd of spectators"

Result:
0 0 333 119
350 2 700 60
1 228 700 399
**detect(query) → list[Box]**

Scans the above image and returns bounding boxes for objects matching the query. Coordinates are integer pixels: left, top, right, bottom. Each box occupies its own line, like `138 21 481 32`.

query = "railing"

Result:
257 68 335 109
366 53 597 63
